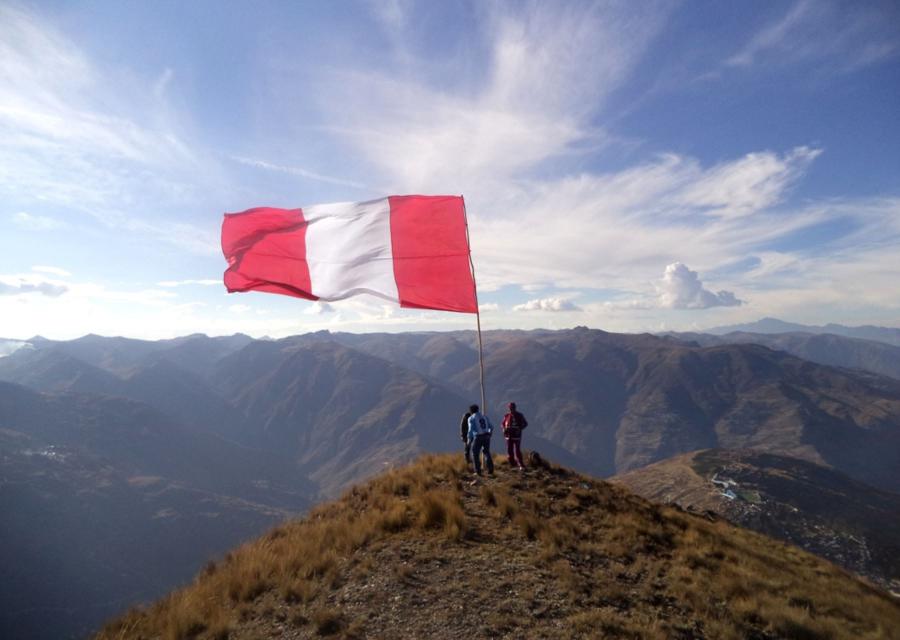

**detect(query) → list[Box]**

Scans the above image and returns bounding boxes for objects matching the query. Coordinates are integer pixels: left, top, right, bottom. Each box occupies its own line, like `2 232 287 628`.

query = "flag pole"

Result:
462 197 486 413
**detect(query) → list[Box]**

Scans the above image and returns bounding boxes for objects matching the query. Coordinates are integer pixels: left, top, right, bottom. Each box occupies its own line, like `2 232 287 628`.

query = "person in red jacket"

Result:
501 402 528 470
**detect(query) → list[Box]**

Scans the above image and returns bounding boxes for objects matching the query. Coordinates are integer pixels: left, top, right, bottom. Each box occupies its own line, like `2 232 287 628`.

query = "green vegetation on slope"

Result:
98 454 900 640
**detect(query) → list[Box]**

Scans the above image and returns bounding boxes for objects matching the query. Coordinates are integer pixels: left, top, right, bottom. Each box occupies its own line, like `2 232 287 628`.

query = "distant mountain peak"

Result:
705 317 900 346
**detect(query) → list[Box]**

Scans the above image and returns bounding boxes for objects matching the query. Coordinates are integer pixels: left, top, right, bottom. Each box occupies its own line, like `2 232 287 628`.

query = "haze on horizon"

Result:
1 1 899 341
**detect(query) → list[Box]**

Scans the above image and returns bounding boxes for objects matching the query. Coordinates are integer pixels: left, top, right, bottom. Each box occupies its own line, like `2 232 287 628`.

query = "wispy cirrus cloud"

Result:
10 211 66 231
291 2 900 326
32 265 70 277
726 0 899 71
312 1 670 193
474 146 828 293
0 4 218 254
157 279 221 288
229 156 367 190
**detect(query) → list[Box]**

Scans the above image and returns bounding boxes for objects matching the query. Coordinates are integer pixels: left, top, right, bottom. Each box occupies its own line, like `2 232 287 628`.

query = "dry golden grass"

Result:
96 453 900 640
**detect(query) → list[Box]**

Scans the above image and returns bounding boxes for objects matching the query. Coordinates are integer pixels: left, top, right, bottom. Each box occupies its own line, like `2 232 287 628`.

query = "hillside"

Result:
458 329 900 489
613 449 900 594
0 382 312 639
98 454 900 639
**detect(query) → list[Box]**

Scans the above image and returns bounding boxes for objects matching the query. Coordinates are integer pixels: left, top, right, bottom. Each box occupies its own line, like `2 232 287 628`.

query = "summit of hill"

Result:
98 454 900 640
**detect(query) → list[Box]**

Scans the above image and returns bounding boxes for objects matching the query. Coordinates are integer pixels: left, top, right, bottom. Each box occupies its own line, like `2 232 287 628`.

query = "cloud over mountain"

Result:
658 262 742 310
514 297 582 312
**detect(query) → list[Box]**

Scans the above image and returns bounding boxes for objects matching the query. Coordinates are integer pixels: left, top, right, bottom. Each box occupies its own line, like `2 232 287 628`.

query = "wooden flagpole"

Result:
462 197 486 413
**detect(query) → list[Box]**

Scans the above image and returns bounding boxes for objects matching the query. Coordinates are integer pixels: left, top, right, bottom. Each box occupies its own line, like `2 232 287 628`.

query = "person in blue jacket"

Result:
467 404 494 478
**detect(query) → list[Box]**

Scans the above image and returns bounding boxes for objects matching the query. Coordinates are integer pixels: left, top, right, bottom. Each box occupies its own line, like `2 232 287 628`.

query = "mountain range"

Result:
5 329 900 490
664 330 900 381
705 317 900 347
2 328 900 637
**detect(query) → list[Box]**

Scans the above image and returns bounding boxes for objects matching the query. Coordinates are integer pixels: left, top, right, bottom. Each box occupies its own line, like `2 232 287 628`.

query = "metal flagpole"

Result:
461 197 486 413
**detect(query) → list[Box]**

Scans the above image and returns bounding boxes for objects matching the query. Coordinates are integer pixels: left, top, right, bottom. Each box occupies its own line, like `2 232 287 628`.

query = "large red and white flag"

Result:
222 195 477 313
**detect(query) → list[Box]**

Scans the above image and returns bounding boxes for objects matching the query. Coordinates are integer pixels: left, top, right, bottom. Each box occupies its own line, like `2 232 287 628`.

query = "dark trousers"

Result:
506 438 524 468
472 434 494 475
464 439 472 464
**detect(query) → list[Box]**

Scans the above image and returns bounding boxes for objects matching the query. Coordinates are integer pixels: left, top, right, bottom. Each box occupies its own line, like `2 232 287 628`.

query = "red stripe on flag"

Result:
388 195 477 313
221 207 317 301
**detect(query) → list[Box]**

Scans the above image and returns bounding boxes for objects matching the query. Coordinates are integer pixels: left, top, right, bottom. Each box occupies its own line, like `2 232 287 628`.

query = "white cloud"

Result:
473 146 825 293
514 297 582 312
478 303 499 313
727 1 812 67
157 279 221 287
305 301 336 315
11 212 66 231
314 2 668 193
1 3 897 338
227 304 252 314
658 262 743 310
229 156 366 190
32 265 70 277
0 275 67 297
726 0 899 71
675 147 821 218
0 5 219 255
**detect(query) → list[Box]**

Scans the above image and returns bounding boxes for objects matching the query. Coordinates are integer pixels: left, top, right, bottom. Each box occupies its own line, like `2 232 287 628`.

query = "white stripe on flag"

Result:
304 198 400 303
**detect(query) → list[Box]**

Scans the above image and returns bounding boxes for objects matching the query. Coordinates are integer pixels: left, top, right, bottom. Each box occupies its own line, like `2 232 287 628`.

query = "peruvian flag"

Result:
222 195 477 313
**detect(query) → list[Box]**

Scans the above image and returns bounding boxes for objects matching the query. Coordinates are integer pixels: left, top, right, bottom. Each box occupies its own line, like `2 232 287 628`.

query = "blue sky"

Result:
1 0 898 340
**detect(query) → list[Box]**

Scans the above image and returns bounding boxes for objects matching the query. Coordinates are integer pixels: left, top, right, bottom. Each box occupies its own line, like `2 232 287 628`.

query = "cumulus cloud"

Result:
478 303 500 313
0 278 68 297
514 297 582 312
658 262 743 309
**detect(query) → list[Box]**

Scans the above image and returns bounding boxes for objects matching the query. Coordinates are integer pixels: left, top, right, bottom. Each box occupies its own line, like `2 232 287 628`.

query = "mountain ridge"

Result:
663 330 900 380
704 318 900 346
